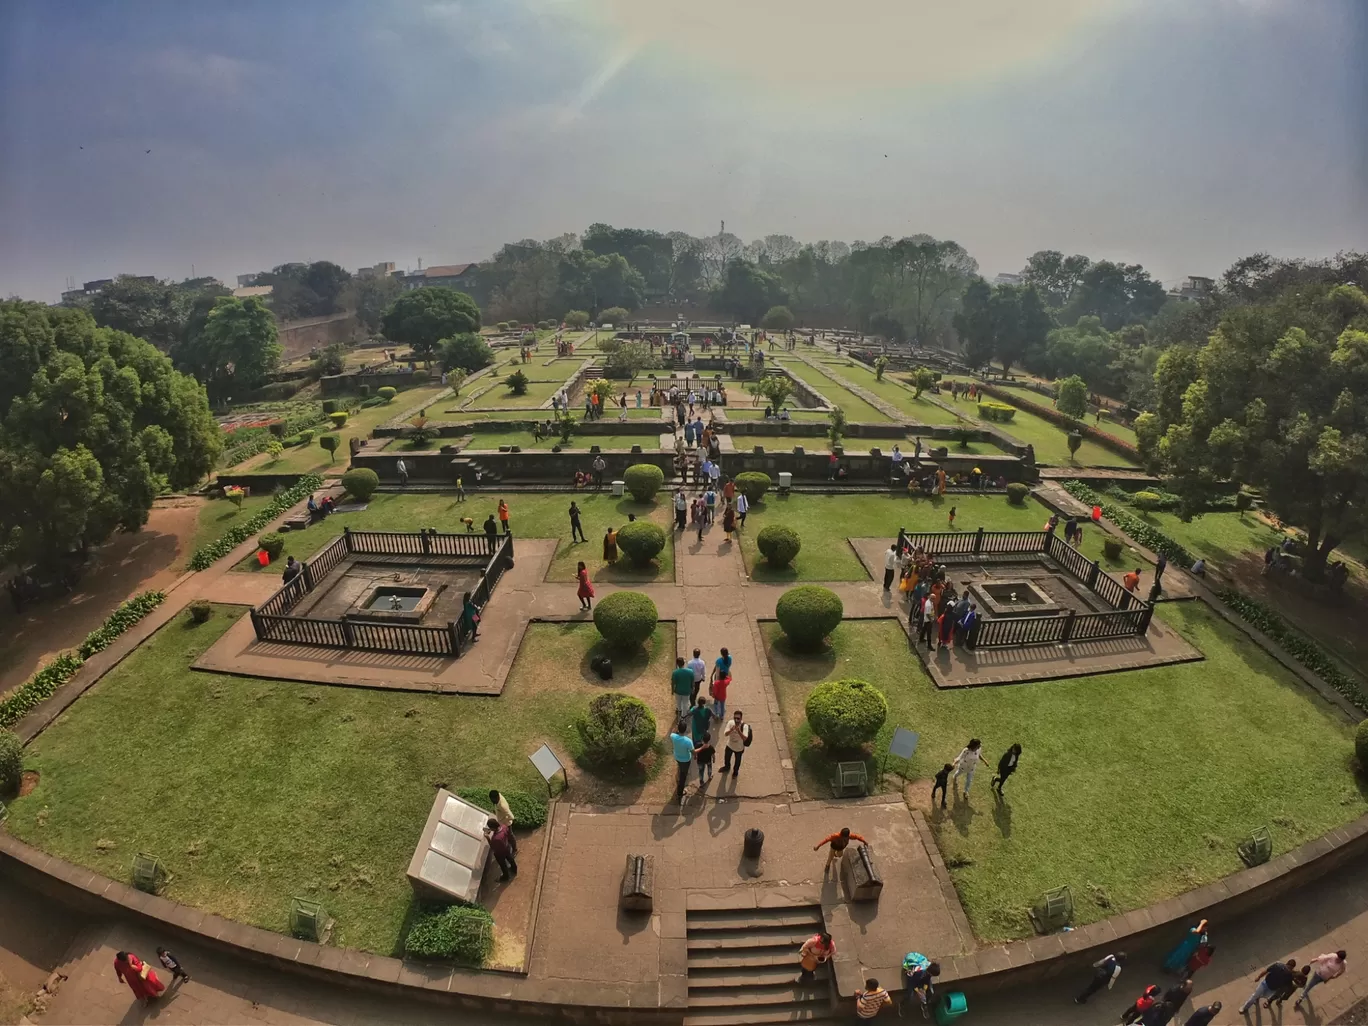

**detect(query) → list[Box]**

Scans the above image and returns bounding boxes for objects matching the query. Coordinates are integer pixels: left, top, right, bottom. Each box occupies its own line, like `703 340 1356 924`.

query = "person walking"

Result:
1075 952 1126 1004
919 594 937 648
459 591 480 642
568 501 586 543
990 743 1021 795
690 696 712 744
602 526 619 565
1181 1002 1222 1026
946 505 956 529
155 947 190 985
721 710 751 778
576 561 594 610
722 501 737 540
114 951 166 1005
396 457 408 487
711 647 732 686
735 491 749 529
592 454 607 490
1154 551 1168 586
1161 979 1193 1018
1185 943 1214 978
855 979 893 1019
674 488 688 531
498 499 510 535
686 648 707 702
797 932 835 985
484 817 518 879
709 669 730 720
483 513 499 547
455 475 466 502
899 953 940 1019
931 763 952 809
883 543 899 591
489 789 515 829
1120 984 1161 1025
669 724 695 801
694 730 715 787
1238 959 1297 1014
1124 567 1142 593
672 657 695 721
814 826 867 875
1162 920 1209 975
1295 950 1348 1009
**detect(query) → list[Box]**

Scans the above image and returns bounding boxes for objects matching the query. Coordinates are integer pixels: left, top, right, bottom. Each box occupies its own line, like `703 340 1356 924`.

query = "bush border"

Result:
976 383 1140 462
188 474 324 571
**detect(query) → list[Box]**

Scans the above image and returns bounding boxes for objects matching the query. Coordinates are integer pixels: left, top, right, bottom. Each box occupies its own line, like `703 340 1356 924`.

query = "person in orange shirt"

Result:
814 827 868 873
1123 567 1141 592
498 499 510 535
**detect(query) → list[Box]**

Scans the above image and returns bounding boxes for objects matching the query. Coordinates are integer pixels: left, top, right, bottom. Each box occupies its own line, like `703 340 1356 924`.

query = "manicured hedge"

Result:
592 591 659 649
1 591 166 728
734 472 772 502
188 474 324 571
1005 482 1029 505
341 468 380 501
404 903 495 963
454 787 549 829
623 464 665 502
756 525 801 567
977 401 1017 423
577 692 657 765
258 532 285 560
1060 480 1193 566
1357 720 1368 770
976 383 1140 462
378 386 397 401
1218 589 1368 712
775 585 843 649
616 521 666 567
0 729 22 794
805 678 888 751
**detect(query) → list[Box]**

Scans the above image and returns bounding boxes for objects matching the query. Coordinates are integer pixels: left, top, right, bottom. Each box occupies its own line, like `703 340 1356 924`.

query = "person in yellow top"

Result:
855 978 893 1019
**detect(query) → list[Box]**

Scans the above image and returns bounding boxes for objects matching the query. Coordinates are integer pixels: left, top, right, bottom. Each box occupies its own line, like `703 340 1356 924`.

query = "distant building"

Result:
356 262 397 279
993 272 1023 287
236 273 259 287
83 278 115 293
232 285 274 299
400 263 478 291
1168 276 1215 301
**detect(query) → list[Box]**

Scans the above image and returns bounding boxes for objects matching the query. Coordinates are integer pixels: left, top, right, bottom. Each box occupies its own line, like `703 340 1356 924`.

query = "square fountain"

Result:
969 579 1062 618
346 583 442 624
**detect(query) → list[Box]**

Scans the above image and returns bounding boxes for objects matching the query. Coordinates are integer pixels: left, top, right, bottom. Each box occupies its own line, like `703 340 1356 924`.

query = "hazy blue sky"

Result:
2 0 1364 302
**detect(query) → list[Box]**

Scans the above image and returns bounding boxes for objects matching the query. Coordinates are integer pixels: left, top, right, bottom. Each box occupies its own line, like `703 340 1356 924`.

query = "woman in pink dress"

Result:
114 951 166 1005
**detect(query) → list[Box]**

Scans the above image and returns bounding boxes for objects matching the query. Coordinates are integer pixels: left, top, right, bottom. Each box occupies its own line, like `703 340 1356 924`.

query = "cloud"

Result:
149 46 253 97
555 39 642 127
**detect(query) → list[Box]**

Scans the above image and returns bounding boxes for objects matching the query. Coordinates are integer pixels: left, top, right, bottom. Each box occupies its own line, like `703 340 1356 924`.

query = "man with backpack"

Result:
721 709 752 778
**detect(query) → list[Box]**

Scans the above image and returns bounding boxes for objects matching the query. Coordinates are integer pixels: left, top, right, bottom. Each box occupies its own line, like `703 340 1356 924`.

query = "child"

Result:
931 763 952 809
156 947 190 984
695 730 715 785
947 506 957 529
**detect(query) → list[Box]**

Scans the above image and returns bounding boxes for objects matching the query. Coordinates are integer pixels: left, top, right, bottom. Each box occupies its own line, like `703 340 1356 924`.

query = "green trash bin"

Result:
935 991 968 1025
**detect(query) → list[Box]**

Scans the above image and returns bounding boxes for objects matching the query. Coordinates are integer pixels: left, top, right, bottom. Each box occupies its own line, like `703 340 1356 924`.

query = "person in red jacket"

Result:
814 827 868 874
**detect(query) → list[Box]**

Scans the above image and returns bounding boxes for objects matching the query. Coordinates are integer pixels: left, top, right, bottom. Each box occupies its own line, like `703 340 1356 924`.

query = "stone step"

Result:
686 909 824 931
687 963 830 987
687 926 818 950
688 981 830 1007
683 1000 843 1024
686 948 811 969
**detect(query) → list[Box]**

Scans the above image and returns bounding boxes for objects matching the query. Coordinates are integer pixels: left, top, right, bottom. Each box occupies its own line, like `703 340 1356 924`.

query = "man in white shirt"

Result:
1296 951 1348 1008
919 596 936 648
673 489 688 531
883 544 899 591
396 458 408 487
686 648 708 703
891 444 903 464
735 492 750 529
708 460 722 488
721 710 751 778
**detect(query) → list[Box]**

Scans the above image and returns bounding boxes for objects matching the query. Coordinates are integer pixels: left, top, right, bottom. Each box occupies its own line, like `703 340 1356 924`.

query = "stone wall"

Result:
277 312 364 362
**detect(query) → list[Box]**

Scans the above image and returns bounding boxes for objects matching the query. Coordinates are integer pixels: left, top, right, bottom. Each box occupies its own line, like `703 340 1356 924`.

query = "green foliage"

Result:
224 486 245 509
496 321 511 332
319 434 340 462
1005 482 1029 505
266 440 284 462
564 310 590 330
174 295 282 402
341 468 380 501
748 374 794 411
404 903 494 964
585 377 615 403
775 585 843 649
438 332 494 373
761 305 794 330
1056 374 1089 419
598 306 630 325
1219 589 1367 711
505 369 530 396
805 678 888 751
911 366 937 396
576 692 657 765
377 386 397 402
1060 480 1193 566
328 411 349 429
873 356 889 381
1131 490 1163 511
1357 720 1368 769
1103 538 1124 560
827 405 847 448
189 599 213 624
345 272 402 334
322 399 340 414
1235 490 1254 513
258 532 285 560
0 730 22 795
592 591 659 649
188 475 323 571
978 401 1017 422
1066 430 1083 457
382 287 482 362
715 260 789 324
604 339 657 377
733 472 772 502
88 273 230 350
615 520 666 566
623 464 664 502
756 524 801 567
453 788 549 829
557 411 577 443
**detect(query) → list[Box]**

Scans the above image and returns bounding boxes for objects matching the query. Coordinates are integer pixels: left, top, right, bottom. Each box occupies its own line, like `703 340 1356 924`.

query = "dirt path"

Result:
0 497 203 696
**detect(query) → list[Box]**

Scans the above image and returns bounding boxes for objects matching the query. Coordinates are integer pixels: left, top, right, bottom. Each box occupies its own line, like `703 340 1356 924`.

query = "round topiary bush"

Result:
1235 490 1254 513
1103 538 1124 561
734 471 771 502
188 599 213 624
775 585 843 649
805 678 888 752
616 521 666 567
623 463 665 502
593 591 659 649
377 386 397 402
329 411 349 429
577 692 658 765
341 467 380 502
1005 482 1029 505
0 728 22 795
1131 490 1162 511
258 532 285 560
757 525 801 568
1357 719 1368 772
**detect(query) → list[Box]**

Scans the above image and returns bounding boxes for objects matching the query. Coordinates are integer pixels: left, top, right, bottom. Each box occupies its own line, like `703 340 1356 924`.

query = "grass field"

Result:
721 407 830 421
235 491 676 583
988 404 1136 467
1123 506 1283 568
822 362 963 425
988 383 1140 444
776 361 893 423
463 377 565 409
763 608 1367 942
461 431 663 452
737 493 1052 581
7 610 676 955
187 494 276 563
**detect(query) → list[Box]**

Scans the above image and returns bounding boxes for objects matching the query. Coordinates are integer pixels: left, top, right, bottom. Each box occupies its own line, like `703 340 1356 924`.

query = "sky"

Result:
1 0 1364 303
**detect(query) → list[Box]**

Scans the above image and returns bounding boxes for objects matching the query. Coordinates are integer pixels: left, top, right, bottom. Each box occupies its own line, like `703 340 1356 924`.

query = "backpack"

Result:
902 952 930 973
742 724 753 748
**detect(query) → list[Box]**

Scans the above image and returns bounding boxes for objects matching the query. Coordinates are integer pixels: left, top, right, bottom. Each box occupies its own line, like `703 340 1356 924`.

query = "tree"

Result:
988 286 1024 375
1061 260 1166 330
1056 375 1089 420
564 310 590 330
827 406 847 448
1019 250 1091 310
345 273 402 333
312 343 346 377
715 260 789 324
1066 430 1083 459
849 236 977 345
748 374 793 410
382 287 482 362
0 302 220 572
90 275 229 351
438 332 493 373
505 370 529 396
598 306 630 325
1043 316 1118 392
953 278 995 369
761 305 794 330
173 296 281 402
911 367 937 396
319 434 340 463
604 340 656 377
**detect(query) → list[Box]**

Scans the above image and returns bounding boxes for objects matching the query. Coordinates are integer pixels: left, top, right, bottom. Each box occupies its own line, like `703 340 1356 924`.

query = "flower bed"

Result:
976 383 1140 462
0 591 166 728
188 474 324 571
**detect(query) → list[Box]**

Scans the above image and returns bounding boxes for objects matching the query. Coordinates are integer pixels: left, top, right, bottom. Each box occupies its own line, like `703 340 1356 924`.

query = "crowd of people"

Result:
667 647 751 799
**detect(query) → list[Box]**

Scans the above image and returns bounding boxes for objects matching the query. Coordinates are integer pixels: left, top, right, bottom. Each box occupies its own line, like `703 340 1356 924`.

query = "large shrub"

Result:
1103 538 1124 561
1005 482 1029 505
1357 720 1368 770
734 472 771 502
405 903 495 964
577 692 657 765
319 434 340 462
977 401 1017 423
805 678 888 752
598 306 629 325
616 521 666 567
1131 490 1163 512
328 411 349 429
258 532 285 560
505 369 530 396
624 464 665 502
454 787 549 829
564 310 590 330
377 386 397 402
341 468 380 502
775 585 843 649
593 591 659 649
757 525 801 568
0 729 22 795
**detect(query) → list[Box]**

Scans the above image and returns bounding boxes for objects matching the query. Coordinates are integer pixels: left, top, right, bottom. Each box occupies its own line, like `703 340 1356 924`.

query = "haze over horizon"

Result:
2 0 1365 304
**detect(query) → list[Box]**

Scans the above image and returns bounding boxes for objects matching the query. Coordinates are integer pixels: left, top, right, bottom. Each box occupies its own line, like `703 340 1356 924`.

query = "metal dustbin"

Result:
935 992 967 1025
611 480 625 497
743 828 764 859
778 471 793 493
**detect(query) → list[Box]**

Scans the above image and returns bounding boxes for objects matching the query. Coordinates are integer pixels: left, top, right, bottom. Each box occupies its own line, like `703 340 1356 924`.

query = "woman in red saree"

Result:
576 561 595 610
114 950 166 1003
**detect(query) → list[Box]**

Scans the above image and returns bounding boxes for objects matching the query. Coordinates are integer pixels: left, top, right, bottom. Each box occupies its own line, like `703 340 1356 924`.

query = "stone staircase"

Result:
684 904 842 1026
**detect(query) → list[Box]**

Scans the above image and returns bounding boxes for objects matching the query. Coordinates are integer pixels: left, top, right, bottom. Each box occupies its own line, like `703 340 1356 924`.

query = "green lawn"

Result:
462 431 664 452
987 403 1137 467
763 607 1367 942
722 408 830 422
7 610 676 955
827 362 963 426
188 494 277 563
236 492 676 584
463 377 566 409
1118 506 1282 568
257 387 451 475
776 361 894 423
737 493 1052 581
